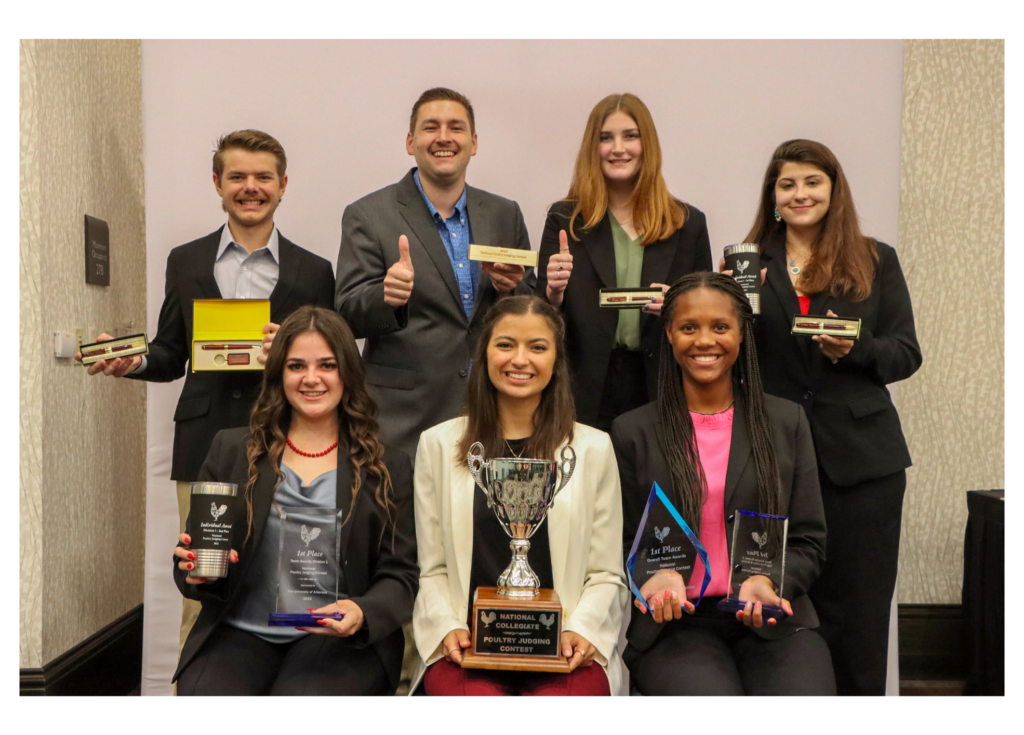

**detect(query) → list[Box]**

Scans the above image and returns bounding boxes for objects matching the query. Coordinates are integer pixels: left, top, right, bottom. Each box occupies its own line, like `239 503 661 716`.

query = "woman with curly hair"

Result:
171 305 417 695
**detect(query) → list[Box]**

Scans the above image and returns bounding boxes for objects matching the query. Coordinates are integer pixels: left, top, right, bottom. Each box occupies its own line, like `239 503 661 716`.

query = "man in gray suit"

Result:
335 87 536 460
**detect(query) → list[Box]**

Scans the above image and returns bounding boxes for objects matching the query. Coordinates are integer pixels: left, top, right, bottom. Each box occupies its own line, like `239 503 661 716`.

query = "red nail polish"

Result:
187 563 194 570
187 552 195 560
317 619 328 625
296 627 307 631
306 608 317 612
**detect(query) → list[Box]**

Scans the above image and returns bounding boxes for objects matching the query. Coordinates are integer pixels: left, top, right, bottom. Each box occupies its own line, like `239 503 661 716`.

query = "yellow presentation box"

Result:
468 244 539 268
192 299 269 372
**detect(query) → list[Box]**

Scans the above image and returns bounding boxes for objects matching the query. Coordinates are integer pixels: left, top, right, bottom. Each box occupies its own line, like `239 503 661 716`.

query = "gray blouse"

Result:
223 462 342 643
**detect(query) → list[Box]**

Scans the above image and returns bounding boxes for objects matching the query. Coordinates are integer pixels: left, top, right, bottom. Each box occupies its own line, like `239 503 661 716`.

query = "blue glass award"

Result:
626 482 710 610
715 510 789 622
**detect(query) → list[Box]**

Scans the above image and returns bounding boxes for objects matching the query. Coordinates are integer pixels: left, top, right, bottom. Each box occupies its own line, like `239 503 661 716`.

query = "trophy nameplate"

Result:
790 315 861 340
599 287 663 309
468 244 540 268
78 333 149 365
462 587 570 673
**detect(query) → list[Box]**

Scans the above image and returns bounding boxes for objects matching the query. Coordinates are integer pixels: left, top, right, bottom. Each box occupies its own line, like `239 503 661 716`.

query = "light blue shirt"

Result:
132 223 279 374
213 222 281 299
413 169 477 318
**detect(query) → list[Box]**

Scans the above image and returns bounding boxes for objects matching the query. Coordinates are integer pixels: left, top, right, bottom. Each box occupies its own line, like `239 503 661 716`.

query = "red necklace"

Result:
286 437 339 458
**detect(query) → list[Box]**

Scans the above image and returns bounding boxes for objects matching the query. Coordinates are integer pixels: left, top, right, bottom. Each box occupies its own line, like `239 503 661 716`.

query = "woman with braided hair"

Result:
610 272 835 695
171 305 418 695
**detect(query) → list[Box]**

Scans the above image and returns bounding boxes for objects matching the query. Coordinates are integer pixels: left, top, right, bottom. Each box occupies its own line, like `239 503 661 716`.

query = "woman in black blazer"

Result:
538 93 712 431
736 139 922 695
172 306 417 695
611 272 834 695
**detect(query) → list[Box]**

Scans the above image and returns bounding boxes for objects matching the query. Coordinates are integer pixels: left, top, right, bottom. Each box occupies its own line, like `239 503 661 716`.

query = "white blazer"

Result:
409 417 628 695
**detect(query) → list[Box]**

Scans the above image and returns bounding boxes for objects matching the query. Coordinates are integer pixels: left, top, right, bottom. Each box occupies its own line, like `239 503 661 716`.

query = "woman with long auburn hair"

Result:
537 93 712 432
733 139 922 695
171 305 418 695
410 295 627 695
611 272 834 695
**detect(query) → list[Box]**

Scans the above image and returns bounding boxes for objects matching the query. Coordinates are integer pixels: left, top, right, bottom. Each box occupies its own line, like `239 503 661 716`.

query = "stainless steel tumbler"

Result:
723 243 762 314
189 481 239 579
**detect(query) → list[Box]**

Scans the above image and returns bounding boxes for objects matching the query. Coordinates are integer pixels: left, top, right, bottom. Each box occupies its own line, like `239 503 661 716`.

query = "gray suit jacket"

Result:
335 169 536 459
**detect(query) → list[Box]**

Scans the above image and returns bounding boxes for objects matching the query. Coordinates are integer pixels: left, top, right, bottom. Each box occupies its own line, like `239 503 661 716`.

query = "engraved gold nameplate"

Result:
79 333 149 365
468 244 539 268
599 287 663 309
790 315 861 340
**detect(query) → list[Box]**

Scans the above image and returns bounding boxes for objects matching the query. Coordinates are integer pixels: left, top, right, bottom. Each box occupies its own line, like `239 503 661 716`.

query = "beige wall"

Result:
896 40 1004 604
19 40 147 668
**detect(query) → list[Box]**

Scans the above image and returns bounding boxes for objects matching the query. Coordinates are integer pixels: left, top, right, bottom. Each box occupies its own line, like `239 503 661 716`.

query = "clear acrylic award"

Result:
716 510 789 621
266 507 346 627
626 482 710 610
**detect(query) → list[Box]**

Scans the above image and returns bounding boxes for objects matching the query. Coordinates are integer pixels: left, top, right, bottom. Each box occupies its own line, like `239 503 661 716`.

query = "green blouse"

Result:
609 211 644 350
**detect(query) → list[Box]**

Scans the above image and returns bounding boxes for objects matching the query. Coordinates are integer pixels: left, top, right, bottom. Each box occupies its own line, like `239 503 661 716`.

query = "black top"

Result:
536 201 713 427
172 427 418 692
469 437 555 598
754 234 922 487
126 227 336 481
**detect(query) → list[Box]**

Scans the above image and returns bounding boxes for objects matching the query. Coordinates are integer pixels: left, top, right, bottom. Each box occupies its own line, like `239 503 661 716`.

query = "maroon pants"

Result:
423 658 610 696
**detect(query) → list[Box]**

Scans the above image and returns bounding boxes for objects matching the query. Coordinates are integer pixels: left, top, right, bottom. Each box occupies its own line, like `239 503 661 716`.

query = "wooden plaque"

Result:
461 586 570 673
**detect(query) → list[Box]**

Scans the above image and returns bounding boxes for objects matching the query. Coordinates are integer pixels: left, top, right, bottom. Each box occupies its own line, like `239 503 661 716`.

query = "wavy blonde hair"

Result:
243 306 395 545
565 93 686 246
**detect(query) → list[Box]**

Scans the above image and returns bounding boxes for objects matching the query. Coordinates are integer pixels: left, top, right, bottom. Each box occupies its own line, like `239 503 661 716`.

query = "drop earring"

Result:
774 208 781 222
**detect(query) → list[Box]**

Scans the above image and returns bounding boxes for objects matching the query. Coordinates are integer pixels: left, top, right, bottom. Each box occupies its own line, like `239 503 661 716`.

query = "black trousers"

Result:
808 469 906 696
594 348 648 433
628 611 835 696
177 625 390 696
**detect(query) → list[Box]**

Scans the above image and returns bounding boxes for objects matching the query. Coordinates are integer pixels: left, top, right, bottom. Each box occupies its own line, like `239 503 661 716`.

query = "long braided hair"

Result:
658 272 783 546
243 306 396 545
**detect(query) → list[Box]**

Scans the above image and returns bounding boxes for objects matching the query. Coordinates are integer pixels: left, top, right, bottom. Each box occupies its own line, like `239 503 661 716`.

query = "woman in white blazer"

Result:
410 295 628 695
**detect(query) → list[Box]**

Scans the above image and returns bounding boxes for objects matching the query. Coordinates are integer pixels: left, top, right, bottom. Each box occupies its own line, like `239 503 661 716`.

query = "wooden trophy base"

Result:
461 586 570 673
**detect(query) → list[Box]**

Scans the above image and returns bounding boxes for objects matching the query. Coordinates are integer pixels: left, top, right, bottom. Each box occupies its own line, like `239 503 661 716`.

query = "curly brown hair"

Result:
243 306 395 544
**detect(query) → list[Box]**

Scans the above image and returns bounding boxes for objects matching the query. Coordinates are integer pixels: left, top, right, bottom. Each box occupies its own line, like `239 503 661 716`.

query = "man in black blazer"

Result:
80 130 335 645
335 88 536 461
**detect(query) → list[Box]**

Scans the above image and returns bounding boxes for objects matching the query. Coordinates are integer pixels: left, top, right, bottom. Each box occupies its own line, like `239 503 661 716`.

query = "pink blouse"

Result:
689 408 734 598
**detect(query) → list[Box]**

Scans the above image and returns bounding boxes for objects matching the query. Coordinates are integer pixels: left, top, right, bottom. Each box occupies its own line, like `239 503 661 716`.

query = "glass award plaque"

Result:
626 482 710 609
716 510 789 621
266 507 346 627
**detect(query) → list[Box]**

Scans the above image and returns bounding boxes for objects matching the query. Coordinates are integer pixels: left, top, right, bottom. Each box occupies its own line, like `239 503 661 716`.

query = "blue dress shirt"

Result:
413 169 477 318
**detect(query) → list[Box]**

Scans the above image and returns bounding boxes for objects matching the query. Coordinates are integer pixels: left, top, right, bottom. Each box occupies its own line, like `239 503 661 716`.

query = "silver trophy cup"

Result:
467 442 576 598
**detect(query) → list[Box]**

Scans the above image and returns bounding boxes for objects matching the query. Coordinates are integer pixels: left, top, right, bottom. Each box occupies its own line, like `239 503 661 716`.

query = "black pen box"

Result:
599 287 663 309
790 315 861 340
79 333 149 365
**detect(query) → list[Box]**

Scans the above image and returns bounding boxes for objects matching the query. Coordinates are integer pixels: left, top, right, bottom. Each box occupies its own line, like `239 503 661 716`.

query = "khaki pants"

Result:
176 481 203 653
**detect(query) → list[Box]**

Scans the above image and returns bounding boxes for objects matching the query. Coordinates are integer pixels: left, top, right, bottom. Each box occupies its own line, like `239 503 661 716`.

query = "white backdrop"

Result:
140 39 904 694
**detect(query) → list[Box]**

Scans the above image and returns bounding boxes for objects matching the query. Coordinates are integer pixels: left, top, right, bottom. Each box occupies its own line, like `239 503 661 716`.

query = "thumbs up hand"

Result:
545 229 573 306
384 235 415 307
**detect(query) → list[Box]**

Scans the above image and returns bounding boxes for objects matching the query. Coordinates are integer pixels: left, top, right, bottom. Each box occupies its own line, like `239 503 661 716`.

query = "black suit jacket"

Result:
172 427 418 691
536 201 712 426
756 236 922 487
610 394 826 658
128 227 335 480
